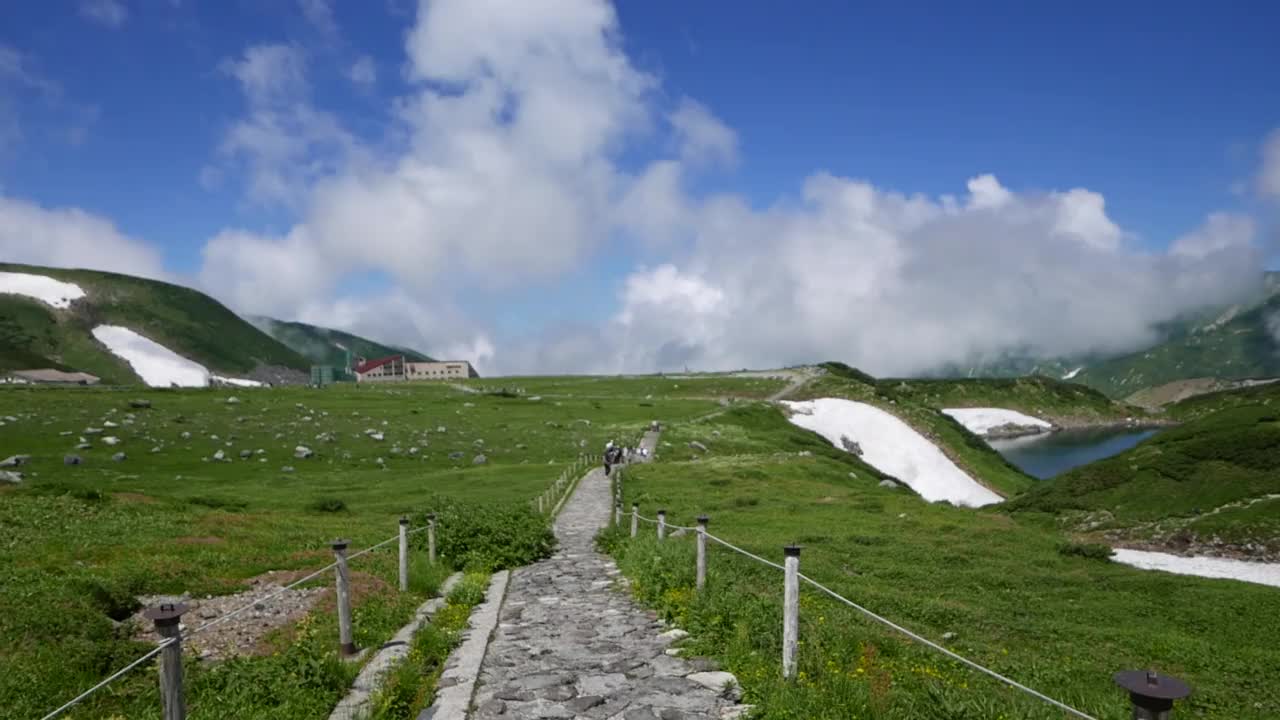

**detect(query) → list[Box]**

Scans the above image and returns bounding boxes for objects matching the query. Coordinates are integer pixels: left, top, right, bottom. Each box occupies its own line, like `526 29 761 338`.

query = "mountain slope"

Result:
1006 381 1280 558
0 262 308 384
251 316 434 368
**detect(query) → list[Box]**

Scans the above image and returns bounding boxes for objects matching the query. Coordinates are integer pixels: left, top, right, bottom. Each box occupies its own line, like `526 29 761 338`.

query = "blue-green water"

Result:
989 427 1159 480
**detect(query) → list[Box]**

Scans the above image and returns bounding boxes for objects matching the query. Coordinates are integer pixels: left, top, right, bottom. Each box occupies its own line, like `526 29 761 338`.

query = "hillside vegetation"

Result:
1006 383 1280 557
878 374 1139 427
0 263 308 383
0 377 741 719
604 402 1280 719
252 316 434 368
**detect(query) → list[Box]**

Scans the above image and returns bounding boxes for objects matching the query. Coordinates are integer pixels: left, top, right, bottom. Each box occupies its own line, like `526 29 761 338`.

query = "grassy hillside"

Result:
604 404 1280 719
252 316 434 368
877 374 1139 427
793 368 1037 498
1006 392 1280 557
0 263 308 383
1161 379 1280 422
0 377 750 719
1073 292 1280 398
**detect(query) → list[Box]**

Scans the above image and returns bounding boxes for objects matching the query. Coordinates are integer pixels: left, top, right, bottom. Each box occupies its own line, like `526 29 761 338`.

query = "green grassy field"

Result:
0 380 727 719
606 403 1280 719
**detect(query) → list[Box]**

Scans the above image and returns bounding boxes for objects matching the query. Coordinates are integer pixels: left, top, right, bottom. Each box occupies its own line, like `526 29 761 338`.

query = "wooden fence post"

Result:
145 603 188 720
782 545 800 679
696 516 709 591
657 510 666 541
615 502 622 526
427 513 437 566
332 539 356 656
538 495 545 513
398 516 409 592
631 504 639 538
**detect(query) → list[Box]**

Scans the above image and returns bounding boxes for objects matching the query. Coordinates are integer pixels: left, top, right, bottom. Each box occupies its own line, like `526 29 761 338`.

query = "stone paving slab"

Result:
471 435 740 719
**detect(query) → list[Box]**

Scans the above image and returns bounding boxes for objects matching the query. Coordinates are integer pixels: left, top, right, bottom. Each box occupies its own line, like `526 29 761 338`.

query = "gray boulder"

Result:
281 466 295 473
840 435 863 456
64 454 82 466
0 454 31 468
473 454 488 465
878 479 901 490
448 451 464 461
75 442 93 450
212 450 226 461
294 446 314 459
0 470 23 484
689 441 708 453
112 452 127 462
226 396 241 405
239 450 252 459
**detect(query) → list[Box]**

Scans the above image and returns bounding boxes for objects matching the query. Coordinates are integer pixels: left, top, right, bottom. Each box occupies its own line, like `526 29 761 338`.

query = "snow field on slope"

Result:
0 271 86 309
92 325 211 387
1112 549 1280 589
941 408 1052 436
784 398 1003 507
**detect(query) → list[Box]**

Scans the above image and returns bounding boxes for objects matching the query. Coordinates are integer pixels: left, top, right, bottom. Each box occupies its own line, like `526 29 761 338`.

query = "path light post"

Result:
657 510 666 541
331 540 356 656
398 516 409 592
696 516 709 591
145 602 188 720
1115 670 1191 720
427 513 438 565
631 504 639 538
782 545 801 680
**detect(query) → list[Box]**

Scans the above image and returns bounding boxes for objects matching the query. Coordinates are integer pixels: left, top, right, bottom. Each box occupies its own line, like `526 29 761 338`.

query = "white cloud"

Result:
215 44 357 207
0 194 166 279
299 0 338 39
1259 128 1280 199
1170 212 1256 259
670 98 737 168
190 0 1265 375
348 55 376 88
79 0 128 28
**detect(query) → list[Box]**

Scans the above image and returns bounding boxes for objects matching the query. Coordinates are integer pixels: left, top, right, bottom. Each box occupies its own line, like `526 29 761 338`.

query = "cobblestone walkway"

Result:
471 435 740 719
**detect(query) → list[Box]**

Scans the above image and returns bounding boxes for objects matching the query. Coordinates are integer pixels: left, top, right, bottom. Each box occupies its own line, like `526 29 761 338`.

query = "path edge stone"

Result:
419 569 510 720
327 572 463 720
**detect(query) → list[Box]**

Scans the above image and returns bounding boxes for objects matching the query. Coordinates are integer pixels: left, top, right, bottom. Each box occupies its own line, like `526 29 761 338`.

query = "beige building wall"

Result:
406 361 474 380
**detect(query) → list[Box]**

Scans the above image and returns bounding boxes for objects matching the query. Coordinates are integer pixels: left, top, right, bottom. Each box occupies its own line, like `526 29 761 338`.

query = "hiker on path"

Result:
604 441 615 476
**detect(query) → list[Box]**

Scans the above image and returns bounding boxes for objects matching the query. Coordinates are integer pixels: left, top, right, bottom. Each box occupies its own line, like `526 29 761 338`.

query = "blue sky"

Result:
1 0 1277 373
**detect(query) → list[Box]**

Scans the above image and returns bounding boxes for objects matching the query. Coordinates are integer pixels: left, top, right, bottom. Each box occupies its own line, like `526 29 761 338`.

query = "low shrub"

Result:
413 495 555 571
1056 541 1114 561
306 497 347 513
188 495 248 511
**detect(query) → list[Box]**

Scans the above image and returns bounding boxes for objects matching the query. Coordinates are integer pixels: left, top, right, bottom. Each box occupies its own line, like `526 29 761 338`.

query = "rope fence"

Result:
40 513 442 720
616 499 1193 719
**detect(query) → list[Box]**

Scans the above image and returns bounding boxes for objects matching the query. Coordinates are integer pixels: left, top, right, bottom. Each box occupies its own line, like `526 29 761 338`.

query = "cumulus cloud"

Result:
670 98 737 168
1259 129 1280 199
191 0 1265 376
0 195 166 279
79 0 128 28
299 0 338 39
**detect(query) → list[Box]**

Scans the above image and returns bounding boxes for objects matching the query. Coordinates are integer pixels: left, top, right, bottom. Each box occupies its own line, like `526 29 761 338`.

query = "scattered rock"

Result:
239 450 252 459
448 451 464 461
942 631 957 641
658 628 689 642
75 442 93 450
112 452 127 462
294 446 314 459
878 479 900 489
436 425 447 433
688 441 708 453
370 432 385 441
0 454 31 468
408 447 420 455
103 436 120 446
84 427 102 435
0 470 22 484
375 457 386 468
687 671 741 700
212 449 226 462
64 455 82 466
226 396 241 405
473 454 488 465
281 466 295 473
180 431 192 440
840 435 863 456
103 420 119 428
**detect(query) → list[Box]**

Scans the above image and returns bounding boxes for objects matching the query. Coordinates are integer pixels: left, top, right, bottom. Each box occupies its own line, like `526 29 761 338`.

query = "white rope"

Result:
676 531 1098 720
798 573 1098 720
39 640 174 720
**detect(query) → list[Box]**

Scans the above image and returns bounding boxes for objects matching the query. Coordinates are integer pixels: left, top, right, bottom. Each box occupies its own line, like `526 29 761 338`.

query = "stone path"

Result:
470 435 742 719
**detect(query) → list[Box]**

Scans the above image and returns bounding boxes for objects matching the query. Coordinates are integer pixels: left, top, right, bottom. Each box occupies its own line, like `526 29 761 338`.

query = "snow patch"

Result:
784 399 1002 507
212 375 265 388
1062 367 1083 380
0 271 85 309
941 408 1052 436
92 326 211 387
1112 549 1280 589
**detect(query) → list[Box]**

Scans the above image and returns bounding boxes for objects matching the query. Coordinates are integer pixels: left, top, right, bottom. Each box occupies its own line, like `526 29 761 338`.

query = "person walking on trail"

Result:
604 441 615 476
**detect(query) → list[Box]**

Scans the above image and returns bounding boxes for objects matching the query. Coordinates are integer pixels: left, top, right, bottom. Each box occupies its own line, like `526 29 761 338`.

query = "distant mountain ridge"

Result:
250 316 434 369
0 262 308 384
940 271 1280 399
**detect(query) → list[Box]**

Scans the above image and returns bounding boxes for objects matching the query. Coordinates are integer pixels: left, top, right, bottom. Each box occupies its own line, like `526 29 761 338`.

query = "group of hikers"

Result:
603 440 648 475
